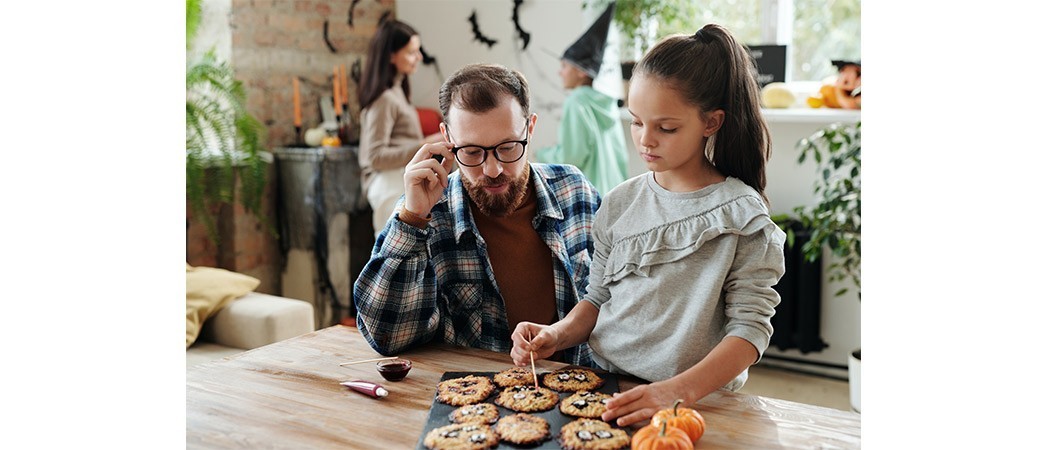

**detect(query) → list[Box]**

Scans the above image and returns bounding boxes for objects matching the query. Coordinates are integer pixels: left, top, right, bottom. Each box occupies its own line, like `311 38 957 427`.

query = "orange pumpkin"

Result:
631 421 693 450
651 399 707 443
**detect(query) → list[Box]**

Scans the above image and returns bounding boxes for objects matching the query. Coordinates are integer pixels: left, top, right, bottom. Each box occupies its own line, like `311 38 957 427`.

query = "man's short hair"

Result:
438 63 531 120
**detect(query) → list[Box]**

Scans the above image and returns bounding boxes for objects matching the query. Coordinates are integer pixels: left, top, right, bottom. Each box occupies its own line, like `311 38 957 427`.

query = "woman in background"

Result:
358 18 442 236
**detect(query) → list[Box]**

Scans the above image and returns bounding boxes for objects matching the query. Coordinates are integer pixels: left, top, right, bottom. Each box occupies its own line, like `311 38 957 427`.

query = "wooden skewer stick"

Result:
339 356 399 366
527 330 538 389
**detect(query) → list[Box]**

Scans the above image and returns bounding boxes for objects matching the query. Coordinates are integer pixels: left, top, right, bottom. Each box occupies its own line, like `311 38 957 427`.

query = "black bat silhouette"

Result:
347 0 361 27
420 45 437 66
512 0 531 50
323 20 337 53
468 10 498 48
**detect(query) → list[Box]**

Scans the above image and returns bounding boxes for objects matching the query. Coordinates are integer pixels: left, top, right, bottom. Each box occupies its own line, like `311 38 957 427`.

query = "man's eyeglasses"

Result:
445 120 529 167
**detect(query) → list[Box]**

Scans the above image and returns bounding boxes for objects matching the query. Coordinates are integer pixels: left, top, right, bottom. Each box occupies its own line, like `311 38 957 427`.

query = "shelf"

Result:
621 107 860 125
761 108 861 124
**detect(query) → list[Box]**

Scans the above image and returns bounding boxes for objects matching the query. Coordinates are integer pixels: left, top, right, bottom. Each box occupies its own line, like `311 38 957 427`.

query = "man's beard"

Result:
464 165 531 217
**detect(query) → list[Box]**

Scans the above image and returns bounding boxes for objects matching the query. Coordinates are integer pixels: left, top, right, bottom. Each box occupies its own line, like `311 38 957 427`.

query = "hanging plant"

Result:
186 0 269 244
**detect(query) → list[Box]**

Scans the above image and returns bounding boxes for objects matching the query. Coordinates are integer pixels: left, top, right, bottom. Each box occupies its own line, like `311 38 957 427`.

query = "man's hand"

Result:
510 322 560 366
403 142 454 217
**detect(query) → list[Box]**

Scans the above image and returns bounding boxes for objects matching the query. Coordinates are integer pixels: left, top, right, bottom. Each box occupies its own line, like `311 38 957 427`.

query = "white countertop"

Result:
620 106 860 125
760 108 861 124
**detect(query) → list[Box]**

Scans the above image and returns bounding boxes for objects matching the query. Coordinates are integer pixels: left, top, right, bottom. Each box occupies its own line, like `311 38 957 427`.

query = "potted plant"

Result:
793 120 861 412
186 0 268 243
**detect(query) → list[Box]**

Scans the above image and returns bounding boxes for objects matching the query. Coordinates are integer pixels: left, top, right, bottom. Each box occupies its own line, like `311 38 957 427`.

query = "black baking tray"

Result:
415 369 626 449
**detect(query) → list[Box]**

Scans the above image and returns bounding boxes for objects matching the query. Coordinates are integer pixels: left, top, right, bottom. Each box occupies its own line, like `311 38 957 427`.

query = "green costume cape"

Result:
537 86 629 194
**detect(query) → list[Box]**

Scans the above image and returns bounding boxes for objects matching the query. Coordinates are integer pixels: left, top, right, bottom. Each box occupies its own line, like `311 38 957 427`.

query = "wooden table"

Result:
187 325 860 449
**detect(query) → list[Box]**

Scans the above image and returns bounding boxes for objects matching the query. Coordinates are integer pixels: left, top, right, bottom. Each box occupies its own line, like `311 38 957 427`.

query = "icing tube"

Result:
341 380 388 398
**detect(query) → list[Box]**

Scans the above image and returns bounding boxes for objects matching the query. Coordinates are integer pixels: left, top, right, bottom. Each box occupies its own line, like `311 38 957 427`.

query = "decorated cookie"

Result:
559 390 613 418
559 418 630 450
448 402 499 425
493 366 538 388
493 384 559 413
542 368 605 392
436 375 495 406
423 423 499 450
494 413 550 446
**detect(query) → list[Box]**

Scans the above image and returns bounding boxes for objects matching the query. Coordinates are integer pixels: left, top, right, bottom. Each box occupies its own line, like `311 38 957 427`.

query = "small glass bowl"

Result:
376 358 412 382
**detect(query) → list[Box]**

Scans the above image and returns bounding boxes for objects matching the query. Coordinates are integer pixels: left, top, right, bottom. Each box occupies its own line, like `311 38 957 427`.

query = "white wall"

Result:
397 0 621 152
188 0 231 62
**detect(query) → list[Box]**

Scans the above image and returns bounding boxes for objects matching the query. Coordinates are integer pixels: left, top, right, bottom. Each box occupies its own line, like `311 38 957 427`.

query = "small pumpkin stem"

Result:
673 399 683 416
659 421 668 437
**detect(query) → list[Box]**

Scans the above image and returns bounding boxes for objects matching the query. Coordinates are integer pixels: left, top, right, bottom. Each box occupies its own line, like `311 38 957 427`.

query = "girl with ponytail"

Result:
510 24 786 426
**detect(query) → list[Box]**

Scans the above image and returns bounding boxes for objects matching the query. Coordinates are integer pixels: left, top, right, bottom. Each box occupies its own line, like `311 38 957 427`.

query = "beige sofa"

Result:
186 292 316 368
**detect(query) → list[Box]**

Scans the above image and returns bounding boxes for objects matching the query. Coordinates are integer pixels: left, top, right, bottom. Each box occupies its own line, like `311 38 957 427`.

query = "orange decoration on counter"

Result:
650 399 706 443
321 134 341 147
631 421 693 450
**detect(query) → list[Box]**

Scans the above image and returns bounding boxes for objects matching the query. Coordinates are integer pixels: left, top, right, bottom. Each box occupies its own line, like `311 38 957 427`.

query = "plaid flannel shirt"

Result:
353 163 600 367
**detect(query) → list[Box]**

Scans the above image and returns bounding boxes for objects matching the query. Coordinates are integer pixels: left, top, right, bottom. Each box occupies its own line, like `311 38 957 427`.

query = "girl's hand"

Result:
509 322 559 366
601 380 688 427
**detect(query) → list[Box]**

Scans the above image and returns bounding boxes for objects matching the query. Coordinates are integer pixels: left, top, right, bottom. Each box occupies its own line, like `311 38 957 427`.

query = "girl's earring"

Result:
704 133 717 164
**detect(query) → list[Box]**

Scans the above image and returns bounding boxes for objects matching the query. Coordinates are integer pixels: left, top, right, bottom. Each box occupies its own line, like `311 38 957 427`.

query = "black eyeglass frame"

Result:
444 119 530 167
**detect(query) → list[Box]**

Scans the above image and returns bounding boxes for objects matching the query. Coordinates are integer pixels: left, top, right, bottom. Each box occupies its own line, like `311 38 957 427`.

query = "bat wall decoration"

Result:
468 10 498 48
512 0 531 50
347 0 361 27
323 20 338 53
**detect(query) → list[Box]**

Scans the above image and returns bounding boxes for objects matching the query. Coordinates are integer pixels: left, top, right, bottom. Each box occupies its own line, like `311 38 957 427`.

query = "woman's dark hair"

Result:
438 63 531 121
634 23 772 202
359 19 419 110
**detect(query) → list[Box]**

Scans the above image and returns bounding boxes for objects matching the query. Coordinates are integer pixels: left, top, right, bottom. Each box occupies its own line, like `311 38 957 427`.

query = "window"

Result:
629 0 861 82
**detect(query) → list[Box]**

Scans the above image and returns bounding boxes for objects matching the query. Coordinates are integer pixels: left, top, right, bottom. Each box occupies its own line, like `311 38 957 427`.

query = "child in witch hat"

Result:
535 2 629 195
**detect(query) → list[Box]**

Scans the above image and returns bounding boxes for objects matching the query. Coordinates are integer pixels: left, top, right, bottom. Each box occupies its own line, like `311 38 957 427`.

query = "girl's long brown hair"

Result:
634 24 772 203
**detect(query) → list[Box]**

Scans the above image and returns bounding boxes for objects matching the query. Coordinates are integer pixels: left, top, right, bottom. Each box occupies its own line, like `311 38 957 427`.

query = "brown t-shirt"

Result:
470 185 558 334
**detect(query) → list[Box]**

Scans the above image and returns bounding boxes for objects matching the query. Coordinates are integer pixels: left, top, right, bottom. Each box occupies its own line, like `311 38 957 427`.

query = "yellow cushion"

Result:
186 263 260 348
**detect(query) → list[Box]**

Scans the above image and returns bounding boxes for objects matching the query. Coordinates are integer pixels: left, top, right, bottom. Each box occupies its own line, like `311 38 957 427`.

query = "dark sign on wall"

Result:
746 45 787 87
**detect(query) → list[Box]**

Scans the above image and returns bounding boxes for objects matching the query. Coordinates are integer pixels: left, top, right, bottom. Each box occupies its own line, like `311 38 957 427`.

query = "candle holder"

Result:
340 103 349 143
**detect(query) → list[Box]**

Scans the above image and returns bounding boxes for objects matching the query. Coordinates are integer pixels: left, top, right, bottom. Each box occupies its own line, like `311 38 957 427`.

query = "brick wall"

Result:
186 163 282 294
231 0 394 147
187 0 393 295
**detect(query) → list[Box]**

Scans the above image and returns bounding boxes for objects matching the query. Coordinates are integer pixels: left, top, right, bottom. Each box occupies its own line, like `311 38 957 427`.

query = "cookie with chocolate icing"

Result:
493 384 559 412
494 413 550 445
542 368 604 392
436 375 495 406
493 366 538 388
448 402 499 425
559 390 613 418
423 423 499 450
558 418 630 450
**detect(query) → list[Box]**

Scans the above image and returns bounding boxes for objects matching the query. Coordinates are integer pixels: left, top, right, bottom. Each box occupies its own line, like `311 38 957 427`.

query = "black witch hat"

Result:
562 2 615 78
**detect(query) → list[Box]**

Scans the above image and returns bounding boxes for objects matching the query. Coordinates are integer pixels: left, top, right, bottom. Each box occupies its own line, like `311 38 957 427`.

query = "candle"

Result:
340 63 349 107
333 66 343 116
292 77 302 127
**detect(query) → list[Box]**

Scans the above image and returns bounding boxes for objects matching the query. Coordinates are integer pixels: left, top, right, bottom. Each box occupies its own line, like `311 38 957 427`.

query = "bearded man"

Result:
353 63 601 366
